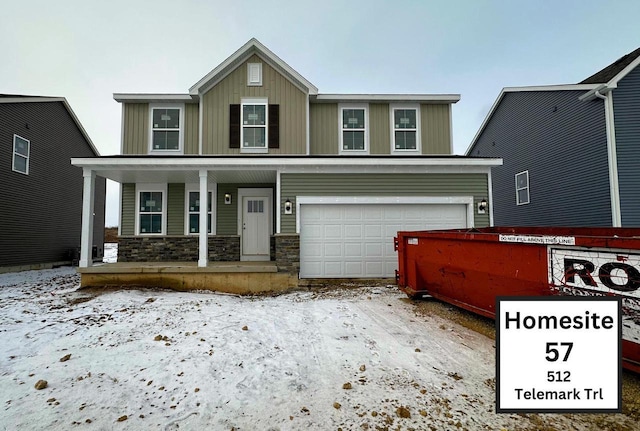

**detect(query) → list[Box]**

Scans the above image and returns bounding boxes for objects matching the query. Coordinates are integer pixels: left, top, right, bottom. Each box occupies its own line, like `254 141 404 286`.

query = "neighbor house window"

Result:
139 191 164 234
515 171 530 205
391 105 420 153
12 134 30 175
187 191 212 234
241 98 268 150
150 105 183 152
339 105 368 153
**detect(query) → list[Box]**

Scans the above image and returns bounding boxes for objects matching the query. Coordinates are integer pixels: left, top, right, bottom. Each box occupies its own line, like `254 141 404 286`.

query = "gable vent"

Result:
247 63 262 86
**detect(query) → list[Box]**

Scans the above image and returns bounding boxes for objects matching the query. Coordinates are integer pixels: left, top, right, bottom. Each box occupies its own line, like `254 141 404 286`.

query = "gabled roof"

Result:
0 95 100 156
580 46 640 85
189 38 318 96
464 84 598 155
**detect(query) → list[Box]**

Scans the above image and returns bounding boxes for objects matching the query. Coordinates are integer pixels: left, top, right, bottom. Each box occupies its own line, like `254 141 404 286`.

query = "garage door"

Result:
299 203 468 278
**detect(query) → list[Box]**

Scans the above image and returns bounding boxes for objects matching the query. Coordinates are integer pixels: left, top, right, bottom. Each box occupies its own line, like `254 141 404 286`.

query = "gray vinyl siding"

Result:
280 173 489 233
167 184 185 234
121 183 136 235
470 90 609 226
216 183 275 234
0 101 105 268
613 66 640 226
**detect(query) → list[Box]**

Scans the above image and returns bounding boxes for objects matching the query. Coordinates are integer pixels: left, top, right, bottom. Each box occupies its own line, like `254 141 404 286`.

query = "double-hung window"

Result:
150 105 183 153
12 134 30 174
515 171 530 205
187 191 212 234
139 191 164 234
339 105 368 153
241 98 268 151
391 105 420 153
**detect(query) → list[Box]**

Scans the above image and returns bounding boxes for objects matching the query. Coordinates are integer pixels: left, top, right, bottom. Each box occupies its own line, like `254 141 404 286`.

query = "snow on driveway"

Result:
0 268 632 430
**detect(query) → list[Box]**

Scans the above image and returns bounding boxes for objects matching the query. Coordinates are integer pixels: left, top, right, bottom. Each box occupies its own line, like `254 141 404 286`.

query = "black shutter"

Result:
268 104 279 149
229 104 240 148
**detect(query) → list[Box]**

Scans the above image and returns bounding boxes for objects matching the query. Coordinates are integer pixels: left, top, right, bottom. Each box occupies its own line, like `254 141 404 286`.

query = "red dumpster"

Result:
395 227 640 373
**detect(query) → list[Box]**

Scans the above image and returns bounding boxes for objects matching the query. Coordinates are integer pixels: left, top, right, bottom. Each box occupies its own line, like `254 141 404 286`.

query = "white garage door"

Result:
299 203 468 278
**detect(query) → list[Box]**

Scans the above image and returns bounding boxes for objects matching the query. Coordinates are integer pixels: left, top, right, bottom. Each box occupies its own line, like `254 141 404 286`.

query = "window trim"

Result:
240 97 269 153
338 103 369 154
148 103 185 154
247 62 262 86
135 184 167 235
389 104 421 154
12 134 30 175
515 170 530 205
184 188 214 235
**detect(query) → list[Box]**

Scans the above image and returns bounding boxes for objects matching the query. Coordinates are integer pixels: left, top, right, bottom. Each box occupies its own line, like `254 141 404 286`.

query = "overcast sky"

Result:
2 0 639 226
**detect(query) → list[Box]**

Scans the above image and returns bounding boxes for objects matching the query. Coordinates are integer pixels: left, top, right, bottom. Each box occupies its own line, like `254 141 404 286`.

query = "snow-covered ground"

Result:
103 243 117 264
0 268 635 430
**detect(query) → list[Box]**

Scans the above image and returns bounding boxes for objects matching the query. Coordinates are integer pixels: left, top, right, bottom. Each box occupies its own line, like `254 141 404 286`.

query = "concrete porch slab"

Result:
77 262 297 294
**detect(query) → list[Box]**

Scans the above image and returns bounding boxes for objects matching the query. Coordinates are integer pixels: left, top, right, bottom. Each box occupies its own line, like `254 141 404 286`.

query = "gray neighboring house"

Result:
466 47 640 227
0 95 106 273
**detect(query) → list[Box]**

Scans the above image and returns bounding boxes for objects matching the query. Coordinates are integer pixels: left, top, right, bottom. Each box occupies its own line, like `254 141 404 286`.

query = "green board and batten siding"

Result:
122 103 199 155
279 173 490 233
309 103 451 155
201 54 307 155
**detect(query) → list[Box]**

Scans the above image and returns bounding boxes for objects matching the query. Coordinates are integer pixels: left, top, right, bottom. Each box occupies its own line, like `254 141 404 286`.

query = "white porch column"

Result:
79 168 96 268
198 169 208 267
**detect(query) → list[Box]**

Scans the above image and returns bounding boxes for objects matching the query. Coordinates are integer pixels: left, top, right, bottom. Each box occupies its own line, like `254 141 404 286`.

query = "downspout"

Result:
594 89 622 227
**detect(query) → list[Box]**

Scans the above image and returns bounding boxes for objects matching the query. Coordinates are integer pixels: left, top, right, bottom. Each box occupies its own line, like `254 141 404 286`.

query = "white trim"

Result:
465 84 600 156
120 103 125 155
198 170 208 267
314 94 460 103
515 170 530 206
448 103 454 154
240 97 268 152
237 187 274 261
117 183 122 237
148 103 185 154
184 186 213 235
295 196 474 234
189 38 318 96
114 94 197 103
198 100 203 155
389 103 421 155
12 134 30 175
135 183 168 235
338 103 369 154
247 62 262 86
305 95 310 155
607 54 640 87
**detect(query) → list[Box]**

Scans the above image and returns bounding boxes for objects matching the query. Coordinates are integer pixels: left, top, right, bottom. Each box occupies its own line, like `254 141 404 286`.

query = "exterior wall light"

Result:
224 193 232 205
284 198 293 214
478 198 488 214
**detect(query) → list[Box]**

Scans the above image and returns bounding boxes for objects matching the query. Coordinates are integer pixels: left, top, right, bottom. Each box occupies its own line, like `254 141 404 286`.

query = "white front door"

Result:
241 195 271 261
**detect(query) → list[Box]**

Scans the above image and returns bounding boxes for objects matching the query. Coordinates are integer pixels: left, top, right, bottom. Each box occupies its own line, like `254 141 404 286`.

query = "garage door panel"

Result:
300 203 467 278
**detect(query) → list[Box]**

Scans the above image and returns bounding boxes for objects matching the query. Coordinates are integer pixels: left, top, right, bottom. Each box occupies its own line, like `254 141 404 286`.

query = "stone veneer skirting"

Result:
117 234 300 275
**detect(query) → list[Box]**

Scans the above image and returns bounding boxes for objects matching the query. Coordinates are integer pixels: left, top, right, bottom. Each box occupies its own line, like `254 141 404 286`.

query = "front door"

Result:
241 195 270 261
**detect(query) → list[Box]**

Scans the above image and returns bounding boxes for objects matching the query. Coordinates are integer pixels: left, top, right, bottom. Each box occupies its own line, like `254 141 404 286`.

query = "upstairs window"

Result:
515 171 530 205
340 105 368 153
13 134 30 175
241 98 268 151
187 191 212 234
150 105 183 153
139 191 164 234
391 105 420 153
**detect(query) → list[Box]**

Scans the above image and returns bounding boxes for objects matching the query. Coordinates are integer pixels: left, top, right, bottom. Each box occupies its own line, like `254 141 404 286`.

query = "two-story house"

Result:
73 39 501 291
466 46 640 227
1 95 106 272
